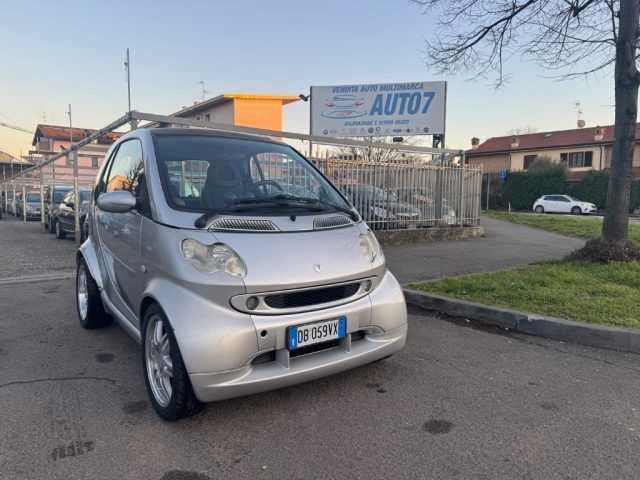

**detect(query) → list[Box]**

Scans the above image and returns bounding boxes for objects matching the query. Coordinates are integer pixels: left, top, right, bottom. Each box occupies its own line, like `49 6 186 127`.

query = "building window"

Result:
523 154 538 170
205 114 210 121
560 151 593 168
91 156 99 168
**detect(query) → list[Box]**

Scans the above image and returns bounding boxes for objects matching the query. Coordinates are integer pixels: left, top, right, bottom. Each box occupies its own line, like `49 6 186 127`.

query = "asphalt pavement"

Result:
2 214 639 479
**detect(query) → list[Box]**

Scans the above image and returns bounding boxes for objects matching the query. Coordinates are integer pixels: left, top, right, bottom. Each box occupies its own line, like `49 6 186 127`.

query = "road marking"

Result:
0 272 75 285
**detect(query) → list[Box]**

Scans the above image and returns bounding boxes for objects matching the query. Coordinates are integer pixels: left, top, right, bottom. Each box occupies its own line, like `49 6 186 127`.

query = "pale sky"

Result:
0 0 615 158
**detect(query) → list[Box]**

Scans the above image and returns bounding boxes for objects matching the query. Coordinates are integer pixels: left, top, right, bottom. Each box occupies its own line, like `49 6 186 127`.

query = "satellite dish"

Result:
577 119 586 129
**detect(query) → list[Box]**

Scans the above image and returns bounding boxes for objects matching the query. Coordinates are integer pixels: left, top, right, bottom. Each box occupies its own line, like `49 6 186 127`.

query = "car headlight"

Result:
359 230 383 263
180 239 246 277
27 205 34 212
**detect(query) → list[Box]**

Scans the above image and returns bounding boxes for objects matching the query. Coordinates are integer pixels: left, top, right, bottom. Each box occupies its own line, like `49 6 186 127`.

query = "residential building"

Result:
0 150 31 181
30 125 122 183
164 93 300 131
466 125 640 180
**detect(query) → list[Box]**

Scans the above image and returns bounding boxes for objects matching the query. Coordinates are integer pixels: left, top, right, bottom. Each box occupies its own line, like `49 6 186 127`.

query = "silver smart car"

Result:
76 128 407 420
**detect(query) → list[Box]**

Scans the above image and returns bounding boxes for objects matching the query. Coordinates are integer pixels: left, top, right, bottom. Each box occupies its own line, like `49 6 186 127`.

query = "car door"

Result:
556 195 572 213
543 195 559 212
95 138 146 325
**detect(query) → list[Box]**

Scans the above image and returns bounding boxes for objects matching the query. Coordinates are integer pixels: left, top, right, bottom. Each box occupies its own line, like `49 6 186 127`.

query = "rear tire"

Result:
535 205 544 214
76 258 112 329
55 219 66 239
142 304 203 421
571 206 582 215
48 216 55 233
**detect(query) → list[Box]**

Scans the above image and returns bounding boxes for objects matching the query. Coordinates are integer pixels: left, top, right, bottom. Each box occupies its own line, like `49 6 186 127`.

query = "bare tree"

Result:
412 0 639 250
336 136 425 164
507 126 538 135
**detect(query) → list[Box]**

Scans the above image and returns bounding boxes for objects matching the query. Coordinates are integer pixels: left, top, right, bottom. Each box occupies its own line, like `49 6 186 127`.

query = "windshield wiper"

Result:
266 194 359 222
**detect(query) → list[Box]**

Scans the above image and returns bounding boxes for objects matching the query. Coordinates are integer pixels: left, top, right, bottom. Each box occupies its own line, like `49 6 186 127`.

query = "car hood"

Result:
211 223 385 293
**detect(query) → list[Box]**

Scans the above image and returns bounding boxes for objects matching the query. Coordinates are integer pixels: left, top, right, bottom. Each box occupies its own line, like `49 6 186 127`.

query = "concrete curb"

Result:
403 289 640 353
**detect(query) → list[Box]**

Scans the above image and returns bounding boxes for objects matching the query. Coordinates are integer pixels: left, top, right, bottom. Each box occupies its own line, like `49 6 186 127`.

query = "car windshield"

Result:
566 195 579 201
155 135 351 215
26 194 41 202
53 189 72 203
80 190 92 202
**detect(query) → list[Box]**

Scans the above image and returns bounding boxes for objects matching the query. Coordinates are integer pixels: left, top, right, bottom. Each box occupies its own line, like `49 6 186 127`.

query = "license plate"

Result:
287 316 346 350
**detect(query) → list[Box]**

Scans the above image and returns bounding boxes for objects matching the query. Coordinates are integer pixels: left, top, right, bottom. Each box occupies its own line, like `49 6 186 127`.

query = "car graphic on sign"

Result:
321 95 367 119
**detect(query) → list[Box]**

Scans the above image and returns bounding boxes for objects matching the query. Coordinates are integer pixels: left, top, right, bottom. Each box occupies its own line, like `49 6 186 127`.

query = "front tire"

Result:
142 304 203 420
535 205 544 214
571 206 582 215
76 258 112 329
55 219 66 239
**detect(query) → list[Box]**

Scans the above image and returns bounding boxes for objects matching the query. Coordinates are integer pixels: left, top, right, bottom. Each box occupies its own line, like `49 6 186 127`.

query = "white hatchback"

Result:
533 195 596 215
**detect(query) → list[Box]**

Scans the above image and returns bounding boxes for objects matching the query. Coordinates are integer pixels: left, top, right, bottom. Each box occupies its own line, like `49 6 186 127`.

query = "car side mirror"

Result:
97 190 136 213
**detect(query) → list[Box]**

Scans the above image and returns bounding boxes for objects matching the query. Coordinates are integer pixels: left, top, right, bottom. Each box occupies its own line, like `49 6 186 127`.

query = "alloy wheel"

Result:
145 315 174 407
77 265 88 320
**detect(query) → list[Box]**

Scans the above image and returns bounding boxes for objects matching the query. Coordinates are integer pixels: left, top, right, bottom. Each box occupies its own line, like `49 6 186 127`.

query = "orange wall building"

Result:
170 93 300 131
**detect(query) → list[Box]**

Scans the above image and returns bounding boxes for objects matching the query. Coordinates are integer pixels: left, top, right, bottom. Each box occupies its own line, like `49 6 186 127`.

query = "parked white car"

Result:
533 195 596 215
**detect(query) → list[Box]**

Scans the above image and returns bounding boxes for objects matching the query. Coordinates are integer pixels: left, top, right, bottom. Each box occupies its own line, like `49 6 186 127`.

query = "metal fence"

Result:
312 156 482 229
0 111 483 240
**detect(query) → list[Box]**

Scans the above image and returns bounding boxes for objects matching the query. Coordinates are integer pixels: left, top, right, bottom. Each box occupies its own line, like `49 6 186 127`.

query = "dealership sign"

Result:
310 81 446 137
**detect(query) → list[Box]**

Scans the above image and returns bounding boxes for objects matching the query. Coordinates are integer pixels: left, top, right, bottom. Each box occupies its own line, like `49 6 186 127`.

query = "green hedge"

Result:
501 166 567 210
500 169 640 212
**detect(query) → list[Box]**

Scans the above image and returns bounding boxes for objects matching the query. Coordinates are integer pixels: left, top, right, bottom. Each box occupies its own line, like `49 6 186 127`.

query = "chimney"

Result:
594 126 604 142
510 136 520 149
471 137 480 149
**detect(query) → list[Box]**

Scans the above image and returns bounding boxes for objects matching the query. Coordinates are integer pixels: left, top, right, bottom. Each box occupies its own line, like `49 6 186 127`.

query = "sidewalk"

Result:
385 215 585 284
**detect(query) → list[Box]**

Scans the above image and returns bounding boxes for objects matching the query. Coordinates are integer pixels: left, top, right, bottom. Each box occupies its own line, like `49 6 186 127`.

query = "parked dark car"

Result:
55 188 92 241
44 185 72 232
14 192 23 217
5 191 15 215
343 184 421 229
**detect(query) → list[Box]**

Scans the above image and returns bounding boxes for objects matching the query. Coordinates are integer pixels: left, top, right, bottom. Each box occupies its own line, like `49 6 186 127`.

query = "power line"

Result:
0 121 34 134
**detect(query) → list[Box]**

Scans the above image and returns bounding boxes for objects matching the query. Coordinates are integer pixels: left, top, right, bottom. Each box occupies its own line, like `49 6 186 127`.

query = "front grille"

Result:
209 218 278 232
290 339 340 358
314 215 353 230
264 283 360 309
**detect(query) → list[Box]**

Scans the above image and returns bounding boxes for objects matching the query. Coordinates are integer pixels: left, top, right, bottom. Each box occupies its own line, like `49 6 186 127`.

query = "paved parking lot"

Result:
1 216 639 479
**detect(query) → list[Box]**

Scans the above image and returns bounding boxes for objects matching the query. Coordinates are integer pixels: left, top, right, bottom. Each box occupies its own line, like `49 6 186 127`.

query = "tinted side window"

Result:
106 140 144 194
558 196 570 202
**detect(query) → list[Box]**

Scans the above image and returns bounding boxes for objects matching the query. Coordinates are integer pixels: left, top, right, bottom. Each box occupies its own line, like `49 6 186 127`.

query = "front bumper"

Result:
190 323 407 402
183 270 407 403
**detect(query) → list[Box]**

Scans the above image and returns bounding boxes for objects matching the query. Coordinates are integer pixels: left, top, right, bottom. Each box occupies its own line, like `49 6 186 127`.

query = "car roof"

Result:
148 127 284 146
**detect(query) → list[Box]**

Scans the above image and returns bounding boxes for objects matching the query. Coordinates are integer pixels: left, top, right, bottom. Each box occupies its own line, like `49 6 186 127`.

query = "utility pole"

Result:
125 48 137 130
67 104 81 246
